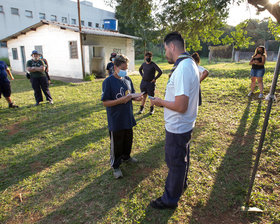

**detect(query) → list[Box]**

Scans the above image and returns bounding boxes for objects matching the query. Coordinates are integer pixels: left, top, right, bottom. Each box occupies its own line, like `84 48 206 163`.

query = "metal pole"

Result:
77 0 85 79
245 46 280 206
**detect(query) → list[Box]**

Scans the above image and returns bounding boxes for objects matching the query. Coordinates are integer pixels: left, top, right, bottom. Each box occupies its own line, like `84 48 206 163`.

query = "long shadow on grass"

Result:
0 101 105 149
37 140 167 223
209 68 274 79
190 99 263 223
0 125 107 192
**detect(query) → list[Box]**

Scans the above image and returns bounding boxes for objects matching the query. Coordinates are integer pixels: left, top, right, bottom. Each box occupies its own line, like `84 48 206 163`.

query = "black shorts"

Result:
0 82 11 98
140 80 155 96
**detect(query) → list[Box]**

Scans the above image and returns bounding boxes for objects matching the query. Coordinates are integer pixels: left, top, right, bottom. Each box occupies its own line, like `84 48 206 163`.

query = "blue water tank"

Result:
103 19 118 31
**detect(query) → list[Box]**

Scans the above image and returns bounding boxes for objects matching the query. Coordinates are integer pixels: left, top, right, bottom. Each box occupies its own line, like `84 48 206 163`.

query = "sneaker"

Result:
8 103 19 108
35 102 40 106
258 93 264 99
149 106 154 115
150 197 177 210
123 157 138 163
248 92 253 97
137 106 144 114
113 168 123 179
48 100 54 104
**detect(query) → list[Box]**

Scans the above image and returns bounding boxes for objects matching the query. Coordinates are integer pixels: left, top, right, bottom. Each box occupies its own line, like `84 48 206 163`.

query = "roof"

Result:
0 20 140 42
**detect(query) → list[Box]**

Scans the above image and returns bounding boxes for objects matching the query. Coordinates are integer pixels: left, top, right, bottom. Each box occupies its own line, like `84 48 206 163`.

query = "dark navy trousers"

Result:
161 129 192 206
30 76 52 103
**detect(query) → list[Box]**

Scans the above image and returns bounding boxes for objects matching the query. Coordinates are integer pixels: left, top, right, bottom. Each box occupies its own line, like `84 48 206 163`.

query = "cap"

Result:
111 52 117 58
31 50 39 55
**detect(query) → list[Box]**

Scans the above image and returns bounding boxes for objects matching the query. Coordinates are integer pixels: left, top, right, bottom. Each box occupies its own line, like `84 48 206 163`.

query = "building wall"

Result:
0 0 115 57
8 25 83 79
83 35 135 72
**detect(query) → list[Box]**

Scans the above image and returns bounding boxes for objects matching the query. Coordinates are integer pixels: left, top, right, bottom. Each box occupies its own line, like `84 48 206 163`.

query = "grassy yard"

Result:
0 61 280 223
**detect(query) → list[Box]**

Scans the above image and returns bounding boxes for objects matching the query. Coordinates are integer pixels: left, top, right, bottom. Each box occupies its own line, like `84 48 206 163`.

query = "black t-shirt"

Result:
252 57 265 69
139 62 162 82
106 62 114 76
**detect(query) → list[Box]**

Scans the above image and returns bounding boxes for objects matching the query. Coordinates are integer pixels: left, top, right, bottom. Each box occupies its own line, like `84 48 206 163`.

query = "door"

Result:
20 46 26 71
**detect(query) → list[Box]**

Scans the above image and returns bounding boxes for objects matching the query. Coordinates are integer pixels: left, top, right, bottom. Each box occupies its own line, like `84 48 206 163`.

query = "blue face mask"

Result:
112 58 115 62
118 69 127 77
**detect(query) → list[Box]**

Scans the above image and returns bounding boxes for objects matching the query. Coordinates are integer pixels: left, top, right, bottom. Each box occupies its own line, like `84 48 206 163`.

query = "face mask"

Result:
257 51 262 54
118 69 127 77
112 58 115 62
146 58 151 62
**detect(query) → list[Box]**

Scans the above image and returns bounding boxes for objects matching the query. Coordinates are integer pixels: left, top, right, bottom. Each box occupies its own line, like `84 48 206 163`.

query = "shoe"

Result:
49 100 54 104
149 106 154 115
123 157 138 163
8 103 19 108
150 197 177 210
113 168 123 179
35 102 40 106
137 106 144 114
248 92 253 97
258 93 264 99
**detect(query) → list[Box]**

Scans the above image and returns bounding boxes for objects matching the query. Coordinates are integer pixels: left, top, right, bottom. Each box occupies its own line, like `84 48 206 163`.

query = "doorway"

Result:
20 46 26 71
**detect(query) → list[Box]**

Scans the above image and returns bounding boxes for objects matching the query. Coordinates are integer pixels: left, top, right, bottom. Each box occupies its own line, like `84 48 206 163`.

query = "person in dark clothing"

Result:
106 52 117 76
39 54 51 84
101 54 143 179
0 61 18 108
138 51 162 115
26 50 53 106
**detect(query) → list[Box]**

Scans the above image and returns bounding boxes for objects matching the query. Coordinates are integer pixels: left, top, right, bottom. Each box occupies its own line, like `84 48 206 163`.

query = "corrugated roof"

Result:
0 20 140 42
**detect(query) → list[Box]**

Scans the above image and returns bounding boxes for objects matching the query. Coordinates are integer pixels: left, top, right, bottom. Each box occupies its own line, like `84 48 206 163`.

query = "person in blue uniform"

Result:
106 52 117 76
0 60 18 108
101 54 142 179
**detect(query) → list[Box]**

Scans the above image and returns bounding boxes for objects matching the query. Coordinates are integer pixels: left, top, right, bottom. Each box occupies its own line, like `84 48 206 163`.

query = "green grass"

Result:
1 62 280 223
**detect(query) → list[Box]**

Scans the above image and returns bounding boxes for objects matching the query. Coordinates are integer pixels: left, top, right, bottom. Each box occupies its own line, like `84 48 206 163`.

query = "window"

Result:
39 12 45 19
95 23 99 28
102 24 104 28
69 41 78 59
88 22 92 27
0 5 4 13
35 45 43 55
11 7 19 15
62 17 67 23
12 48 18 60
50 15 57 21
0 42 7 48
25 10 32 18
71 18 76 25
81 20 84 26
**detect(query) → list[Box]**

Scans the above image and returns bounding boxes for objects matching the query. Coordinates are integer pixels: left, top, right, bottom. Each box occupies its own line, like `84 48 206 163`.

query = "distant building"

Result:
0 0 115 57
1 20 139 79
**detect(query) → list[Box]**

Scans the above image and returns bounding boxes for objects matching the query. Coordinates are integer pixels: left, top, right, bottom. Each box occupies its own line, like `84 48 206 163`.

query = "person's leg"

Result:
147 82 155 115
31 77 43 104
161 130 192 206
250 76 257 93
257 77 263 94
109 130 126 169
122 129 134 161
138 81 147 114
2 83 18 108
39 76 53 102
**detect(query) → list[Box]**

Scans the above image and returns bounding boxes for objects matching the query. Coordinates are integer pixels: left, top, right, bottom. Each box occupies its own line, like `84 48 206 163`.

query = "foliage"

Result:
83 73 96 81
268 18 280 42
0 57 10 66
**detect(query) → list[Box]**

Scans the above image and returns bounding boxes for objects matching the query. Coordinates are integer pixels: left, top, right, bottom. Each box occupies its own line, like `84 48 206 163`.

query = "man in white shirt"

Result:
150 32 200 209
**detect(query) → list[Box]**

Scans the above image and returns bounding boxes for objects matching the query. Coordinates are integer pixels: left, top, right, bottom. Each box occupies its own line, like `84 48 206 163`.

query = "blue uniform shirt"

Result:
106 62 114 76
0 61 10 84
101 75 136 131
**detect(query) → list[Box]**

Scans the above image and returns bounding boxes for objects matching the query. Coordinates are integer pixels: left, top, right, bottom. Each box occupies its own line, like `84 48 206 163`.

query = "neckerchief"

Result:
169 52 193 78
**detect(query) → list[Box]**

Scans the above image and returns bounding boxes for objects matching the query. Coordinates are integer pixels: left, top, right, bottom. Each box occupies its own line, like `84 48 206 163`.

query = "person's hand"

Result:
151 79 156 83
151 97 163 107
133 96 143 101
122 94 133 104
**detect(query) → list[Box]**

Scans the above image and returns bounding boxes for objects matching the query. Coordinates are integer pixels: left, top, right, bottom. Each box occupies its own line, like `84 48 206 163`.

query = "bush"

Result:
84 73 96 81
0 57 10 66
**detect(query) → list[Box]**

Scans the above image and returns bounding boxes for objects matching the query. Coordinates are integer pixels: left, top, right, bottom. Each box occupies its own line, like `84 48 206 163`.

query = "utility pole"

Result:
77 0 85 79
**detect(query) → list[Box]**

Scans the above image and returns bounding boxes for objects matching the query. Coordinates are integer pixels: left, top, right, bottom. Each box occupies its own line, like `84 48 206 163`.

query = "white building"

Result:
0 0 115 57
1 20 139 79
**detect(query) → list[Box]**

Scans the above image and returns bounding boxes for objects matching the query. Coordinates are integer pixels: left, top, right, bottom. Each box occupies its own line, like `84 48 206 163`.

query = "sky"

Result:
85 0 275 26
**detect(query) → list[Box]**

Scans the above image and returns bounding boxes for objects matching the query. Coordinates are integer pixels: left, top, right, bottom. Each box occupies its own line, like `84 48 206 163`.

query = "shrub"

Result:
0 57 10 66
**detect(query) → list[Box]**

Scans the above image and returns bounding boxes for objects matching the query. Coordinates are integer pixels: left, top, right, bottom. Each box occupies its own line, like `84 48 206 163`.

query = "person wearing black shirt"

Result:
138 51 162 115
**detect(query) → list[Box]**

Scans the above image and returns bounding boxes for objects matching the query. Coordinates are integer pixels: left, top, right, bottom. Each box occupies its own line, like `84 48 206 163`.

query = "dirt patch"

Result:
6 117 27 136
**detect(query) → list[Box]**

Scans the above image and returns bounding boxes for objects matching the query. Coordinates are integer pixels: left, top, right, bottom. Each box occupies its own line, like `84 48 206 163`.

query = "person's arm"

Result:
6 68 14 80
256 56 266 66
139 64 144 77
27 65 45 72
249 57 254 65
151 95 189 113
44 59 49 73
153 63 162 81
103 95 133 107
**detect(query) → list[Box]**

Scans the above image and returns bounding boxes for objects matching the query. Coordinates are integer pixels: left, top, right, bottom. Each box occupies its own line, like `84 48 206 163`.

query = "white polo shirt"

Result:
164 58 200 133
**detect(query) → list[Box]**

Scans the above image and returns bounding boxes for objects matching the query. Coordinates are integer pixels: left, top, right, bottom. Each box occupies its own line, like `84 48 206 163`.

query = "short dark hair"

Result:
114 54 129 67
192 52 200 64
164 31 185 50
145 51 153 57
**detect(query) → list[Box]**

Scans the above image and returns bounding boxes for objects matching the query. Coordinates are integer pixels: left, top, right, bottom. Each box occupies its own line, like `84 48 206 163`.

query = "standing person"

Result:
0 61 18 108
39 54 51 84
106 52 117 76
150 32 200 209
138 51 162 115
248 46 267 99
101 54 142 179
192 52 209 105
26 50 53 106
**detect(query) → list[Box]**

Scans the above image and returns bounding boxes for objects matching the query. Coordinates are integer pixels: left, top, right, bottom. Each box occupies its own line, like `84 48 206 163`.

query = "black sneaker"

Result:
9 103 19 108
150 197 177 209
35 102 40 106
149 106 154 115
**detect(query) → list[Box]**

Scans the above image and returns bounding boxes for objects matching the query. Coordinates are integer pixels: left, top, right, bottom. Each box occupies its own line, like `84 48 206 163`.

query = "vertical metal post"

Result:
77 0 85 79
246 47 280 206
